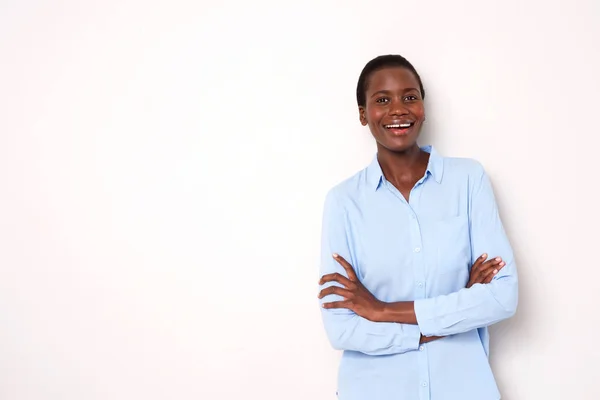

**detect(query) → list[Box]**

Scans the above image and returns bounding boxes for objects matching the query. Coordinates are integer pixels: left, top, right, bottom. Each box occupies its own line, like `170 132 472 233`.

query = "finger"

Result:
471 261 498 285
333 253 358 281
471 253 488 271
471 254 491 278
319 272 353 288
318 286 353 299
479 260 505 283
471 255 494 281
474 256 502 277
322 300 353 310
486 256 503 265
482 260 506 283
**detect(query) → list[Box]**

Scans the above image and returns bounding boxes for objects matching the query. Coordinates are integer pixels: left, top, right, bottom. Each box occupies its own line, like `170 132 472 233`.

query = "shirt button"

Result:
422 382 428 387
417 282 423 288
414 247 421 253
419 345 424 351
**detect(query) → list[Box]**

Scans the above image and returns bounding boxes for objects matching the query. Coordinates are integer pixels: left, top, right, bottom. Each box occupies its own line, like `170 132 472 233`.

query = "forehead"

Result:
366 67 419 93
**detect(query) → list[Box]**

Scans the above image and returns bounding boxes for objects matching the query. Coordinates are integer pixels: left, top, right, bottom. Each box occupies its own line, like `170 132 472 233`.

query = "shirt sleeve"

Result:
414 163 518 337
319 189 422 355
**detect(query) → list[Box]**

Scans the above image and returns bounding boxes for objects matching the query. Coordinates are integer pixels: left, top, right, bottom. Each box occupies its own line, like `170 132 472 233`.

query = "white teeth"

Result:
385 123 413 129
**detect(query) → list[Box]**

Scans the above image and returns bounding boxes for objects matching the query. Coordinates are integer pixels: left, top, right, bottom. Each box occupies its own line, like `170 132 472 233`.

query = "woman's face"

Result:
359 67 425 153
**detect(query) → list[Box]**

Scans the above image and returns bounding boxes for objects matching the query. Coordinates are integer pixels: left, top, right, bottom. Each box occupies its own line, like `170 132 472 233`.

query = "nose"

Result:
389 98 408 116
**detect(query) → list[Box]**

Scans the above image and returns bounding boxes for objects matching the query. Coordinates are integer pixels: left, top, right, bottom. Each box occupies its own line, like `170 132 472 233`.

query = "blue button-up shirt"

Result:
319 146 518 400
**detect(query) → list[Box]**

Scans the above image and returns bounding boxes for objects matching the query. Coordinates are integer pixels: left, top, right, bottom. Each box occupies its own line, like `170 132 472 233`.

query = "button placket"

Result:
409 198 431 400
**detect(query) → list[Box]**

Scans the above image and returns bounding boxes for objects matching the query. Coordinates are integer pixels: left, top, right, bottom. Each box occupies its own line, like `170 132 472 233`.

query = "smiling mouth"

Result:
384 123 414 129
384 122 415 135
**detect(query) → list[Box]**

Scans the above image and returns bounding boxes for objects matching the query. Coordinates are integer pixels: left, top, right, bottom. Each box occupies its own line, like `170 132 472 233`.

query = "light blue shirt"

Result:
319 146 518 400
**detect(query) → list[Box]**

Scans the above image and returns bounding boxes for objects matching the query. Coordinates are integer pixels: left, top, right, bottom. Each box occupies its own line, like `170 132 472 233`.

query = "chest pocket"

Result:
422 215 471 274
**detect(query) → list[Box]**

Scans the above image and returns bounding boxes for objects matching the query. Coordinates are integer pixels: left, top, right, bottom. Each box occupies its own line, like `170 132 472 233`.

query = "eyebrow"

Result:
370 88 420 98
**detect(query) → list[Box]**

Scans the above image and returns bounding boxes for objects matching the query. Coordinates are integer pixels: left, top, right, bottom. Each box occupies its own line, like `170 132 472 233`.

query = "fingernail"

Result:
481 253 487 259
499 262 505 267
495 257 502 261
333 253 339 258
493 269 498 274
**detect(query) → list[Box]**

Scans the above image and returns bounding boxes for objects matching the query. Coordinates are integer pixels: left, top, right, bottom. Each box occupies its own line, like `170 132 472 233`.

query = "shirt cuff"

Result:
415 298 468 337
414 298 438 337
398 323 422 352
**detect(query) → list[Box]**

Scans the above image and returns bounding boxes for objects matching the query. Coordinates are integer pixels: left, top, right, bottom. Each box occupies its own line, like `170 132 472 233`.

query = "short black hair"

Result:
356 54 425 107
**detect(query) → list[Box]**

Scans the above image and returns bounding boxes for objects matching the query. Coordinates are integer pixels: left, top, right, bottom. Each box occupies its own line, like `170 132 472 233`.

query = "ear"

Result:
359 107 368 126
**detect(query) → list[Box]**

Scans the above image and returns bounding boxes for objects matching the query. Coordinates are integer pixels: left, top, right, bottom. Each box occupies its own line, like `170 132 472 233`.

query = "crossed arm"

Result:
318 167 518 355
319 252 505 345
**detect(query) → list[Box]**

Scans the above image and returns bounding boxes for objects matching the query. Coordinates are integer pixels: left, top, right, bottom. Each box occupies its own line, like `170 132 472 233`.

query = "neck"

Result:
376 144 429 186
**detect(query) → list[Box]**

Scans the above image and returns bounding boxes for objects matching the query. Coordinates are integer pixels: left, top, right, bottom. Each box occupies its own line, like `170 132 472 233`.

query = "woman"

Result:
318 55 518 400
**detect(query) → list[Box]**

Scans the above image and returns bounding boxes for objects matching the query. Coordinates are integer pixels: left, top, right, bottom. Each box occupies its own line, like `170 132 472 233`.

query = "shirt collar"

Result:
366 145 444 191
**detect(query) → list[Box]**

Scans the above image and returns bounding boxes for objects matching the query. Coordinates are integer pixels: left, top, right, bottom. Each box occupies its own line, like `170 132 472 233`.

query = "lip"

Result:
384 120 414 126
386 127 412 136
383 121 415 136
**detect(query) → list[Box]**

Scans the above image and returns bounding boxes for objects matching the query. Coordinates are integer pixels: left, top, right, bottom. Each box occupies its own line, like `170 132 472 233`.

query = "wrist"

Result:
375 301 417 324
370 300 387 322
420 334 443 344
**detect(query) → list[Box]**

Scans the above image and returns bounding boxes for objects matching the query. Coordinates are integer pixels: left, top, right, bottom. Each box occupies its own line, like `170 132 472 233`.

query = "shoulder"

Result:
442 155 487 183
440 155 494 200
323 167 370 209
443 156 485 175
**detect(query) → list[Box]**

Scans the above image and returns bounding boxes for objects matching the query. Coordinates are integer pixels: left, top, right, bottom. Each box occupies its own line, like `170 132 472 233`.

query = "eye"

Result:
375 97 389 104
404 95 419 102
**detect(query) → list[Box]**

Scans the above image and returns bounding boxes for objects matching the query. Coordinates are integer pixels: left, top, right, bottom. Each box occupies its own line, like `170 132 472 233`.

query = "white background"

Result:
1 1 599 399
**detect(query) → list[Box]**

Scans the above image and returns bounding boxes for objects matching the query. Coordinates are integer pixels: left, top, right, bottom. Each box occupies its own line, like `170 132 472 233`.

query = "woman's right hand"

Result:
466 253 505 288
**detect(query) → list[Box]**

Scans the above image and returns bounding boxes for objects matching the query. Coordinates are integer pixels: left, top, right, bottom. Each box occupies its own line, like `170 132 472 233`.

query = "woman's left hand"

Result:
318 253 385 322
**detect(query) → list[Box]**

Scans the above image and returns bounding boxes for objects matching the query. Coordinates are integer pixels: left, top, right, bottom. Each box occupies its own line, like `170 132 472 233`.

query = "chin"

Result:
377 137 419 153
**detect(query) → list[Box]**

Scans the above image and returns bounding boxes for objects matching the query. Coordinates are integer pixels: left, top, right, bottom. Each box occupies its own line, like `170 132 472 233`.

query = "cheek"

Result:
412 105 426 121
367 108 384 123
